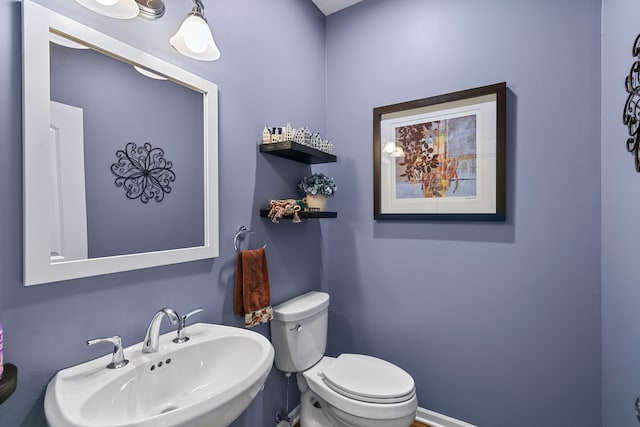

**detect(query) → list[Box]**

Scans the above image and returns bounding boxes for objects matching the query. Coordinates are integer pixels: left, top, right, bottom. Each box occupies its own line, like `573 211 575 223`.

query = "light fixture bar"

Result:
134 0 165 19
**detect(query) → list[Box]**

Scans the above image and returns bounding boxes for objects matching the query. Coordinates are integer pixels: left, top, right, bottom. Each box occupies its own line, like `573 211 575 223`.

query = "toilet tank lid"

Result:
273 291 330 322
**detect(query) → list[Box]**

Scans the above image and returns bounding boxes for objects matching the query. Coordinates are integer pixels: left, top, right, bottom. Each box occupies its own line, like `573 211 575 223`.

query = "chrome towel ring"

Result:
233 226 267 253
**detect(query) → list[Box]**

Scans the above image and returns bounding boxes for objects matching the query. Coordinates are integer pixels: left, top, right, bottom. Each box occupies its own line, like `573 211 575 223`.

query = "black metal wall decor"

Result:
111 142 176 203
624 34 640 172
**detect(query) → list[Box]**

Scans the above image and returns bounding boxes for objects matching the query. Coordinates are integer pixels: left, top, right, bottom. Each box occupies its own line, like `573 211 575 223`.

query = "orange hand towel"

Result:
234 248 273 328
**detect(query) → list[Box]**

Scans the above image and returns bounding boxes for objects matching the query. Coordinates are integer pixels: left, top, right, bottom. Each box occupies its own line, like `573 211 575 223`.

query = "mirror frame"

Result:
22 0 219 286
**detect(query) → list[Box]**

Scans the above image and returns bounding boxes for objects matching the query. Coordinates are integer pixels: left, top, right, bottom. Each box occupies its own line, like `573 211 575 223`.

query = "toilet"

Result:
270 291 418 427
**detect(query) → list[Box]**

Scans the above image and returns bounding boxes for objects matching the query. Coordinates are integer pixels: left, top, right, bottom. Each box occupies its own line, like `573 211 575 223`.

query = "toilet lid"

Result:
321 354 415 404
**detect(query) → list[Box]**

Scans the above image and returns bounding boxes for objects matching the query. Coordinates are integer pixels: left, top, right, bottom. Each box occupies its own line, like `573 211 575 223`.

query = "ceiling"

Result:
311 0 364 15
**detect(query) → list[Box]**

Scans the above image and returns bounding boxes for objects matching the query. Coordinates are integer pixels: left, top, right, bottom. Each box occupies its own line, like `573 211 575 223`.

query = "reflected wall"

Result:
50 41 204 259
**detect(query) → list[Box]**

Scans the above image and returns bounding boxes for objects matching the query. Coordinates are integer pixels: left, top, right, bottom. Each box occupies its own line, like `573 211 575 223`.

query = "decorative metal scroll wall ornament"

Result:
110 142 176 203
624 34 640 172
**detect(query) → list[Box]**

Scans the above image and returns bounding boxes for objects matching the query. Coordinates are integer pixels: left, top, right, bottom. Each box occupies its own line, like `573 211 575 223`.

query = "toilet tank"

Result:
270 291 330 373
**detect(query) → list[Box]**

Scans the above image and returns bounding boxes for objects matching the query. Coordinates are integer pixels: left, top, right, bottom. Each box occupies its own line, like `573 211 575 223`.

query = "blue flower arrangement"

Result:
297 173 337 197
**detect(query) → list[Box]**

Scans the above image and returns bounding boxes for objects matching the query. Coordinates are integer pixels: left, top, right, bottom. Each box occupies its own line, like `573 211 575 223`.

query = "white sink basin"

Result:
44 323 274 427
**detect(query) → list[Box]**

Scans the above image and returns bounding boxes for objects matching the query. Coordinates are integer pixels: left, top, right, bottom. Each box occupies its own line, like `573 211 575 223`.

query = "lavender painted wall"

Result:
325 1 601 426
0 0 617 426
0 0 325 425
602 0 640 425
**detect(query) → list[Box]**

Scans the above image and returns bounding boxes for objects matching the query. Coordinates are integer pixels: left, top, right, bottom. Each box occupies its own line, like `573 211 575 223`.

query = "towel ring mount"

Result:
233 226 267 253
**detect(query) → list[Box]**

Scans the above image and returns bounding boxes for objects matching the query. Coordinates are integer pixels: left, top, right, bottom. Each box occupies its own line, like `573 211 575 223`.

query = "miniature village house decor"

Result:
373 83 506 221
262 123 334 154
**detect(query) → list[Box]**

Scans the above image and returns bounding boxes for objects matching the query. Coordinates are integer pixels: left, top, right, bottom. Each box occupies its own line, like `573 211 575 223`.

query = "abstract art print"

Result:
394 115 477 199
373 83 506 221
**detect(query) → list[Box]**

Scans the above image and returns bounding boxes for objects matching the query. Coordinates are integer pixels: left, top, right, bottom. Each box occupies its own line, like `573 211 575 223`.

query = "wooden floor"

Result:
295 422 430 427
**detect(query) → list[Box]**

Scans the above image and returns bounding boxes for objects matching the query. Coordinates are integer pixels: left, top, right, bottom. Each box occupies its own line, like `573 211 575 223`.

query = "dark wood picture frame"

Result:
373 82 506 221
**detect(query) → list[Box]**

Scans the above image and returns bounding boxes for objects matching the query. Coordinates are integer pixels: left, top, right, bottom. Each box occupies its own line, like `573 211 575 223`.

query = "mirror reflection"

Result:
49 33 204 260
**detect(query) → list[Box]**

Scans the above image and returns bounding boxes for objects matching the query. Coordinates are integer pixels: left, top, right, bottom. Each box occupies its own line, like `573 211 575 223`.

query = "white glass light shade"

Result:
74 0 139 19
390 146 405 157
133 66 168 80
383 141 404 157
383 141 396 153
170 15 221 61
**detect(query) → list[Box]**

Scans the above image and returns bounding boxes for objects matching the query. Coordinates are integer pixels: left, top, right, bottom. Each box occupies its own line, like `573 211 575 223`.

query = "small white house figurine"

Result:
273 128 284 142
263 126 285 144
295 127 312 146
262 126 271 144
283 123 294 141
293 128 305 145
310 133 322 149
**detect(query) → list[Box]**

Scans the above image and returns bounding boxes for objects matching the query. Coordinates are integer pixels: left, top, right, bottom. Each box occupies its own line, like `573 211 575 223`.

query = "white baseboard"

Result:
284 405 476 427
416 407 478 427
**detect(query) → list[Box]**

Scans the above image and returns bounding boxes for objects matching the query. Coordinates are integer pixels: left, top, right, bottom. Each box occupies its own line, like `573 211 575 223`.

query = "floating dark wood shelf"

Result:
0 364 17 404
259 141 337 164
260 210 337 219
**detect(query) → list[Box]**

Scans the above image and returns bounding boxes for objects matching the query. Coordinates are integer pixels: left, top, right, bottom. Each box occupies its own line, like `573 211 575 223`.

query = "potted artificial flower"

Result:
297 173 337 211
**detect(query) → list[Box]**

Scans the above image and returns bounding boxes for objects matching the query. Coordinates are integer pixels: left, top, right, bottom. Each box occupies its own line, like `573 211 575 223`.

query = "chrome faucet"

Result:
173 307 203 344
142 307 179 353
87 335 129 369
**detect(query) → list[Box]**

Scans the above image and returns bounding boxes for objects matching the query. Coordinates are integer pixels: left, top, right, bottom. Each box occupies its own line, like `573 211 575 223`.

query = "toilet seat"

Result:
320 354 416 404
301 356 418 423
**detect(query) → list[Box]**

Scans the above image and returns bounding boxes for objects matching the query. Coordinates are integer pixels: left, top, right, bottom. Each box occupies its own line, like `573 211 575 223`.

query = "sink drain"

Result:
160 405 178 414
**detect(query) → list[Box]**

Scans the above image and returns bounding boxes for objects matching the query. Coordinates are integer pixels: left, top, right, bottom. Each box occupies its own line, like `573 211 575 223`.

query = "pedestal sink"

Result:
44 323 274 427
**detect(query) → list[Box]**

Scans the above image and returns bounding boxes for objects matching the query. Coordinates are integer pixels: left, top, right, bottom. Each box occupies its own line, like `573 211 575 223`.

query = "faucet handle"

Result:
87 336 129 369
183 307 204 321
173 307 203 344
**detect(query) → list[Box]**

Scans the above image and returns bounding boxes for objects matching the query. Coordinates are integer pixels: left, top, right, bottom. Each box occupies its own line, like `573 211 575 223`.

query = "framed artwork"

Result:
373 82 506 221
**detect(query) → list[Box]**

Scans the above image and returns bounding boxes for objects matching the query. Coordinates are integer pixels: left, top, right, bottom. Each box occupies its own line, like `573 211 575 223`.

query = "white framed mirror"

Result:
22 0 219 286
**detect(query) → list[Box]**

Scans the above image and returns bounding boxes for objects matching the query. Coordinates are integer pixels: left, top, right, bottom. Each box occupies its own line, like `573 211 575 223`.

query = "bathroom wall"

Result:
0 1 614 426
601 0 640 425
0 0 326 425
325 1 602 426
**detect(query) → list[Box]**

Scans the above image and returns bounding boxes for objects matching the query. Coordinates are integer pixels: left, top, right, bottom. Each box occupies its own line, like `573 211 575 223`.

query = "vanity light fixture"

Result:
383 141 396 154
169 0 221 61
390 146 404 157
74 0 139 20
73 0 221 61
133 66 168 80
383 141 405 158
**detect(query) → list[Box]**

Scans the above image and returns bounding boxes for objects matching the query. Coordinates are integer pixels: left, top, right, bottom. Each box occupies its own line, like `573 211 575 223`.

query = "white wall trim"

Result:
416 407 478 427
284 405 477 427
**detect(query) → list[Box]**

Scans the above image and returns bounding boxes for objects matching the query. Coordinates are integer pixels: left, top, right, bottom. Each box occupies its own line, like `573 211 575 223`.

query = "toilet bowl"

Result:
270 291 418 427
